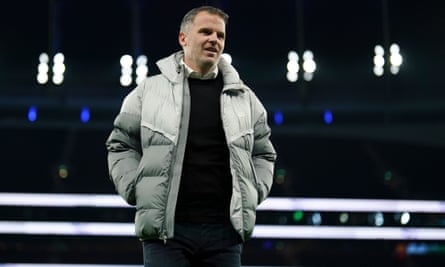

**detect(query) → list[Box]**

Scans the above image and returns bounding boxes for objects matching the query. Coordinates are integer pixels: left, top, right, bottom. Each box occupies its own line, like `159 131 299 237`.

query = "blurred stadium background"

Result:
1 0 445 266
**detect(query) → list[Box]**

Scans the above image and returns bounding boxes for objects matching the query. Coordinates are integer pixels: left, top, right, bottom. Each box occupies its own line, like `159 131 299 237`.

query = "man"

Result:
106 5 276 267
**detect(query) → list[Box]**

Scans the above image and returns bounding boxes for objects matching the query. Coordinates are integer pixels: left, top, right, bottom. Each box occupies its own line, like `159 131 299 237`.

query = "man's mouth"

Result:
205 47 218 53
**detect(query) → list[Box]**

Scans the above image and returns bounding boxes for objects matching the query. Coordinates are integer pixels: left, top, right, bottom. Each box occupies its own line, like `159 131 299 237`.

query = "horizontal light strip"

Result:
252 225 445 240
0 265 283 267
0 193 130 208
0 221 134 236
1 192 444 213
0 265 138 267
259 197 445 213
1 221 445 240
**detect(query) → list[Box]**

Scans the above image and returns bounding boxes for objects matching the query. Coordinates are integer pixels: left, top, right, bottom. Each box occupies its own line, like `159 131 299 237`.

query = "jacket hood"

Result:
156 51 249 92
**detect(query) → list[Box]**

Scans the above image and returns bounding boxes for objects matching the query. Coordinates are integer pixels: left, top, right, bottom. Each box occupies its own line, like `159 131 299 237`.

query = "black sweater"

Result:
175 73 232 224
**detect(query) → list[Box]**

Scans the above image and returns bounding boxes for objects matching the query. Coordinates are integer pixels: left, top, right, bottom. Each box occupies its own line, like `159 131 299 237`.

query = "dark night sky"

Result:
1 0 445 104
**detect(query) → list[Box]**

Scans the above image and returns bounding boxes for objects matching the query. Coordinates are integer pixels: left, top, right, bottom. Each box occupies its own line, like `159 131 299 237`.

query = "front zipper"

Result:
162 145 178 245
163 231 168 245
161 70 190 245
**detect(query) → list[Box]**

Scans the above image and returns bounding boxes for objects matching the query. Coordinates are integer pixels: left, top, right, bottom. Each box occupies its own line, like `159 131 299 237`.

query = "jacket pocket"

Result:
232 146 259 210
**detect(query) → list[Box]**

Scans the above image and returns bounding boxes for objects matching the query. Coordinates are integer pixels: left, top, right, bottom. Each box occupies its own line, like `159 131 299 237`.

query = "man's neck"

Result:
182 59 218 80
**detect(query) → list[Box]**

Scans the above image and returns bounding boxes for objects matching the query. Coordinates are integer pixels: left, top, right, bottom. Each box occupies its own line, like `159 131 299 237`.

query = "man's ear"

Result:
178 32 187 47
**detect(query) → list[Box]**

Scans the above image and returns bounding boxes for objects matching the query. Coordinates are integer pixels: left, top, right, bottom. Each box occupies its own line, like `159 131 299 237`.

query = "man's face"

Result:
179 11 226 75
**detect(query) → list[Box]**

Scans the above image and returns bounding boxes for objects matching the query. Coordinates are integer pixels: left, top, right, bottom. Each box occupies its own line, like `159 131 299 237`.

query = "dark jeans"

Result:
143 223 243 267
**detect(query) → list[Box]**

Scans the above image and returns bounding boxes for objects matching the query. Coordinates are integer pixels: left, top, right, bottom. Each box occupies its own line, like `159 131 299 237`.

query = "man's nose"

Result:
208 32 218 43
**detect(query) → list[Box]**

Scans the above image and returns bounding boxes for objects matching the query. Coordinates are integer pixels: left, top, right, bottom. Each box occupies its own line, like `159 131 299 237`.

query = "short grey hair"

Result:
180 6 229 33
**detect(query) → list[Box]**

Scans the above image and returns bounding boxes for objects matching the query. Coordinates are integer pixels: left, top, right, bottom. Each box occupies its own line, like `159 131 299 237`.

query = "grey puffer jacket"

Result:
106 51 276 242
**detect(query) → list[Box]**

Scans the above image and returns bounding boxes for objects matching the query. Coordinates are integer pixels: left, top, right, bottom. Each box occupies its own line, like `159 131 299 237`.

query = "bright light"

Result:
135 55 148 85
390 53 403 67
120 55 133 67
373 45 387 77
301 50 316 80
293 211 304 222
302 59 316 73
37 53 50 84
302 50 316 73
389 43 403 72
135 64 148 85
36 73 48 84
286 71 298 82
37 52 67 85
0 221 135 236
253 225 445 240
286 60 299 73
303 72 313 81
120 54 134 87
2 193 445 214
121 67 132 76
120 75 132 87
5 221 445 240
390 43 400 54
27 106 37 122
390 66 400 75
401 212 411 225
323 109 333 124
311 212 322 225
288 50 298 61
136 55 147 66
0 263 139 267
258 198 445 213
39 52 49 63
374 66 384 76
58 164 69 179
52 52 65 85
373 55 385 67
52 74 64 85
274 111 284 125
136 65 148 77
38 63 49 73
52 63 66 75
80 107 90 123
374 45 384 56
0 193 130 208
373 212 384 226
286 50 300 82
302 50 314 61
374 43 402 76
53 53 64 64
339 213 349 224
0 264 141 267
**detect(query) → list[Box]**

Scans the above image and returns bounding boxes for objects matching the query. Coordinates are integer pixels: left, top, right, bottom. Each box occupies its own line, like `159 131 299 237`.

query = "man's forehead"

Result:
193 11 226 26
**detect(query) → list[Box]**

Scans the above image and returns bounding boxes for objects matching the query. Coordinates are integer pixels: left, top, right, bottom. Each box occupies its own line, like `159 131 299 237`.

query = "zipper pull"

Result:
163 233 167 245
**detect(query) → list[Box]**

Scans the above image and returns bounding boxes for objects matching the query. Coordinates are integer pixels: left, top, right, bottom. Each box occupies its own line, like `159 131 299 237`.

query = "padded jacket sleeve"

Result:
250 92 277 204
105 88 143 206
